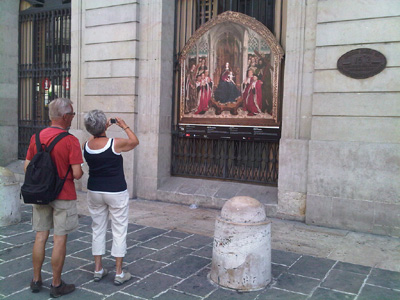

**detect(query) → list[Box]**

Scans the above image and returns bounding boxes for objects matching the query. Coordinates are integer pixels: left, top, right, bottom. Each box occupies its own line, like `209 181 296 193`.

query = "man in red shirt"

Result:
24 98 83 298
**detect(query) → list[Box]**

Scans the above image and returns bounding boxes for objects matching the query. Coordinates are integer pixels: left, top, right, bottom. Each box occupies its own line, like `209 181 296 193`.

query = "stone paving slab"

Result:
0 205 400 299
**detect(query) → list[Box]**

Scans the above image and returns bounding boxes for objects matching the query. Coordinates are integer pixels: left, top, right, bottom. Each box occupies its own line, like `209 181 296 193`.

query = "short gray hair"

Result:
49 98 73 120
84 110 107 136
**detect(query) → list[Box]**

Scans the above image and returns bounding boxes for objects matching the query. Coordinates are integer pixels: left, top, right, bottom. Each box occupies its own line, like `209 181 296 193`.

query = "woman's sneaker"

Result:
114 271 132 286
50 281 75 298
94 268 108 282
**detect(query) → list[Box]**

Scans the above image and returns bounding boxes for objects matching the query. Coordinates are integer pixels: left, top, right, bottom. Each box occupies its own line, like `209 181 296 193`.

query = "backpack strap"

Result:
46 131 71 152
35 130 43 153
36 130 72 180
48 131 72 180
61 165 71 180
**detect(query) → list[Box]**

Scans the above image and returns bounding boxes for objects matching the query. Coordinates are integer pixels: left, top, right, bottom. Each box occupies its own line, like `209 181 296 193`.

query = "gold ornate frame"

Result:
179 11 284 127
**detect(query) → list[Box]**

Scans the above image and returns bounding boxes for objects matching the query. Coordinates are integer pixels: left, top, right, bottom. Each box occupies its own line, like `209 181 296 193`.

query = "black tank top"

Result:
84 138 127 192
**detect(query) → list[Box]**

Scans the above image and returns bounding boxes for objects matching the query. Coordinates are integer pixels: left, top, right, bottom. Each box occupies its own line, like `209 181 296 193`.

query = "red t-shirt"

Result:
26 127 83 200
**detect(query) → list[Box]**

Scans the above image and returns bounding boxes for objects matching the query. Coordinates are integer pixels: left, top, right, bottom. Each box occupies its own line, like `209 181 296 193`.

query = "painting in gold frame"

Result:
179 11 284 127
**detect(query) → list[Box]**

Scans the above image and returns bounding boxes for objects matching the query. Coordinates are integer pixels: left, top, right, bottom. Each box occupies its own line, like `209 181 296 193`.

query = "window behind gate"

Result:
18 0 71 159
171 0 282 185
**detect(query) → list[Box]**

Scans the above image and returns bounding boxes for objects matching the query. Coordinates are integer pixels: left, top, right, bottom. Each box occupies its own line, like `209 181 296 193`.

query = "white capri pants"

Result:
87 190 129 257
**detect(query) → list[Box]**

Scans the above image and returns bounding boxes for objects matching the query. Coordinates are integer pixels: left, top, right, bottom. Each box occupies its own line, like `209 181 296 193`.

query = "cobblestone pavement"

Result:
1 204 400 300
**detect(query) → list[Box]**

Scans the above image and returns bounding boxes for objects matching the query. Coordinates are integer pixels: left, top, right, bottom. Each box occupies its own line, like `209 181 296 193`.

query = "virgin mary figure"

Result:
213 62 241 104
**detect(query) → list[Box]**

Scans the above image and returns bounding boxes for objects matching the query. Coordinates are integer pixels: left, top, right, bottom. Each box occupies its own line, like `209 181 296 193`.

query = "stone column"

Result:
277 0 317 220
136 1 175 199
0 1 19 165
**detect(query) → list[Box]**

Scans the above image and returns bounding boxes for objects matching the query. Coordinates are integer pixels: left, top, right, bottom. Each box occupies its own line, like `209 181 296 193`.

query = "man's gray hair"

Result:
84 110 107 137
48 98 73 120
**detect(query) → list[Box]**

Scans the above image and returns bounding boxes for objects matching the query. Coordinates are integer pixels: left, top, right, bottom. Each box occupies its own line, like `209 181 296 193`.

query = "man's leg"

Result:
49 200 78 297
31 204 53 292
32 230 50 282
49 233 75 297
50 199 79 286
51 234 67 287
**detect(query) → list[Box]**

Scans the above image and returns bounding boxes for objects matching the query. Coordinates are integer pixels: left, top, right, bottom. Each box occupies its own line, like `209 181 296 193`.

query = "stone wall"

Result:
278 0 400 237
71 0 140 196
0 1 19 166
305 0 400 236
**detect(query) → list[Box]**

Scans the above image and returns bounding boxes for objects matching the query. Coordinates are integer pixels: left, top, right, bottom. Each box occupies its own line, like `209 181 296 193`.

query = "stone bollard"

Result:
209 196 271 291
0 167 21 226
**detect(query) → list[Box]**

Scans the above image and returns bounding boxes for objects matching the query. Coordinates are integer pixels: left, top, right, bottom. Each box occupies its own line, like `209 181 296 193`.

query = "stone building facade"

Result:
1 0 399 237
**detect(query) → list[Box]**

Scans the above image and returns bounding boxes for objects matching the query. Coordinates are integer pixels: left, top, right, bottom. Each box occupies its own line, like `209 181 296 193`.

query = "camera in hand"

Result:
110 118 117 124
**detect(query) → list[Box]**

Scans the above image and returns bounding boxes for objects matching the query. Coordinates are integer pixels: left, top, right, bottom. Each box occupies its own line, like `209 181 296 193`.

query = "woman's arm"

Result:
113 117 139 153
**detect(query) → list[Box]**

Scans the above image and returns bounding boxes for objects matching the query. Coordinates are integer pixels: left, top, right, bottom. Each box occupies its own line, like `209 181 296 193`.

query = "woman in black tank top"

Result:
84 110 139 286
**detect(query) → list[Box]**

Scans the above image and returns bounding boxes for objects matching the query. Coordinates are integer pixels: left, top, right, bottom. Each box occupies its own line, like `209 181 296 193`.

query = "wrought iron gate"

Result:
172 0 280 185
18 0 71 159
172 136 279 184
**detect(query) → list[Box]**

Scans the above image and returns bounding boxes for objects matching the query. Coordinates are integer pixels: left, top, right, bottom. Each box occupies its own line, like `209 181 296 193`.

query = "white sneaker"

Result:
114 271 132 286
93 268 108 282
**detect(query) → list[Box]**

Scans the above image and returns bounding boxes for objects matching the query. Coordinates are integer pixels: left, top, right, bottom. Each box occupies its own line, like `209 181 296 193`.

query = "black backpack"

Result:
21 130 71 205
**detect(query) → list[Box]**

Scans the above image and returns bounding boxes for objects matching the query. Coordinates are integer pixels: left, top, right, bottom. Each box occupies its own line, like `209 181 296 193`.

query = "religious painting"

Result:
179 11 284 127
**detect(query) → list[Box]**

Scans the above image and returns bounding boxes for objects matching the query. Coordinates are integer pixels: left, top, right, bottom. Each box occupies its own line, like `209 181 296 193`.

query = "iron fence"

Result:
18 1 71 158
171 133 279 184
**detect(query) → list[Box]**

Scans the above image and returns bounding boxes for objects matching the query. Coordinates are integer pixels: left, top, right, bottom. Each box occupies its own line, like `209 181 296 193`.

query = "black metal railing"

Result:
18 1 71 158
171 133 279 184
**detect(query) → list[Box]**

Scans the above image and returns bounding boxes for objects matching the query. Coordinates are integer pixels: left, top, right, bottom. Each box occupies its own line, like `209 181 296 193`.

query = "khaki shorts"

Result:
32 200 79 236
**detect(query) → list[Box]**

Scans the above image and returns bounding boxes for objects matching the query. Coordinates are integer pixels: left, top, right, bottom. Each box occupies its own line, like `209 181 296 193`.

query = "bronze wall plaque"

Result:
337 48 386 79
